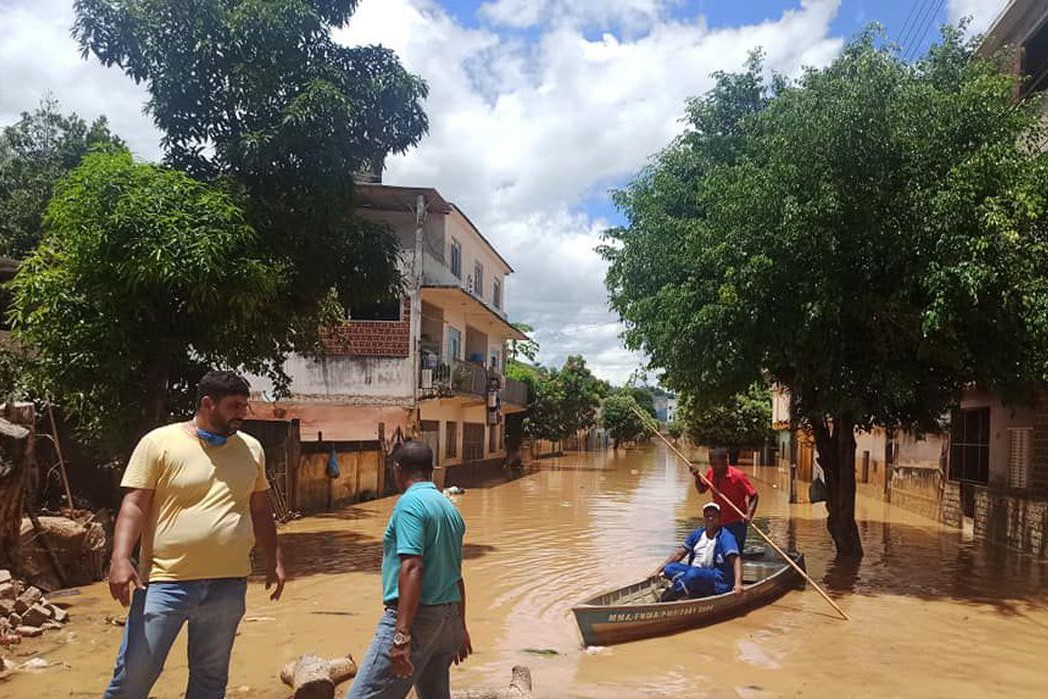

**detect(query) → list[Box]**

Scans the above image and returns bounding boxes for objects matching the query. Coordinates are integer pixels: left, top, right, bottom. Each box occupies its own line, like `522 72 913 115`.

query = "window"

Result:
450 239 462 279
349 297 401 321
1008 427 1032 489
473 262 483 297
488 424 498 453
950 407 990 484
489 348 500 372
447 327 462 361
493 279 502 309
446 421 458 459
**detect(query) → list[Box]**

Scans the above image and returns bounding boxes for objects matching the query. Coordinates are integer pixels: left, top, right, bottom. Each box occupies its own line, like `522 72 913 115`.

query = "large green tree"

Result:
0 99 124 258
602 30 1048 557
72 0 429 358
601 391 650 448
10 149 285 453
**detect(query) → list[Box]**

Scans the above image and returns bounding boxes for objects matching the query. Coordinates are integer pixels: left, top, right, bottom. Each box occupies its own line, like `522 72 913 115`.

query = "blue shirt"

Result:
382 481 466 605
683 526 740 592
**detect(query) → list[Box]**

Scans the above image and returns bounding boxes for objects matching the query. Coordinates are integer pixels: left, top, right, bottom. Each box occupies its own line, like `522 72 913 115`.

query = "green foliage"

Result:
9 149 286 453
508 322 540 363
679 385 772 450
73 0 430 358
523 355 602 442
601 27 1048 555
603 28 1048 435
600 391 647 447
666 420 685 440
0 98 124 258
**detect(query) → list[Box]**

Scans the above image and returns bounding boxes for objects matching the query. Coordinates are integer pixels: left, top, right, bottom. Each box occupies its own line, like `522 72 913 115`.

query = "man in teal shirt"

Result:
347 441 471 699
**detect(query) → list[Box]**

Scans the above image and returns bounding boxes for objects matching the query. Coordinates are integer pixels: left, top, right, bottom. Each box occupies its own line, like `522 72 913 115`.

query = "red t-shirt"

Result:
703 466 757 525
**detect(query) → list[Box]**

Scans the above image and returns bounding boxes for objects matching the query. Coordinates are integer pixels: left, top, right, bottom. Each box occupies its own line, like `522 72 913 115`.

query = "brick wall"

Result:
973 487 1048 559
319 298 411 357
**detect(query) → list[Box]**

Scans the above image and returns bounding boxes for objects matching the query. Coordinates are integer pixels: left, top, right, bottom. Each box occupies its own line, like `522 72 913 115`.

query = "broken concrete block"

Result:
42 621 63 630
15 625 42 637
16 587 42 607
0 582 15 600
9 613 21 627
0 569 11 585
0 599 14 616
51 607 68 623
13 599 28 615
21 604 51 628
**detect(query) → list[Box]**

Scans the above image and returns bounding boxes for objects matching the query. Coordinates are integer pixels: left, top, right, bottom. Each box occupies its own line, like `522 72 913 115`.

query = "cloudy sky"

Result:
0 0 1008 383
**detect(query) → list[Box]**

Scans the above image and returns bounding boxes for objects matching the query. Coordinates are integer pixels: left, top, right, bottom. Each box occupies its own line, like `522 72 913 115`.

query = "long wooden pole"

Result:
47 402 74 513
632 406 850 621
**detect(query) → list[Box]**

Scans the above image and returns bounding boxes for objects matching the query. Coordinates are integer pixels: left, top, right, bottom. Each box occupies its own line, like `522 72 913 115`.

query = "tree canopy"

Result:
0 99 124 258
601 29 1048 556
679 385 772 451
601 390 653 448
10 149 285 453
73 0 430 361
522 355 602 442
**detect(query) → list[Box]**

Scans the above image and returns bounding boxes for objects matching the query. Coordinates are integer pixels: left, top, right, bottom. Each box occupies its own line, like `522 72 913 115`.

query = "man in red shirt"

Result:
693 447 759 550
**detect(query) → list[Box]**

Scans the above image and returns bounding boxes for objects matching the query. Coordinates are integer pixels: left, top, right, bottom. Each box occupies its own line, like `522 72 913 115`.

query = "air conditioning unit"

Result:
420 369 433 390
1008 427 1032 489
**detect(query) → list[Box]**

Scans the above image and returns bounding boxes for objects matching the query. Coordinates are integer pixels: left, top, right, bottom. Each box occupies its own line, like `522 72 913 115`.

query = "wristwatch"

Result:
392 630 411 647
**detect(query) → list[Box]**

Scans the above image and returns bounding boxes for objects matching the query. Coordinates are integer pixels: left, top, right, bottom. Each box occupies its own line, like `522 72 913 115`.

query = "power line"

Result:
895 0 927 50
906 0 948 61
898 0 936 53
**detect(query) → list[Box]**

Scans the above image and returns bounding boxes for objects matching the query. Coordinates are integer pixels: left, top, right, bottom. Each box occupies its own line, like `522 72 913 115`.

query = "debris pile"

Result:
0 569 71 645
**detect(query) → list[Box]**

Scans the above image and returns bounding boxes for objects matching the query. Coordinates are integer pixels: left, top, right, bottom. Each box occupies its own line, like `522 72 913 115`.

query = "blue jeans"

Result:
103 578 247 699
347 603 464 699
726 521 748 551
663 562 728 596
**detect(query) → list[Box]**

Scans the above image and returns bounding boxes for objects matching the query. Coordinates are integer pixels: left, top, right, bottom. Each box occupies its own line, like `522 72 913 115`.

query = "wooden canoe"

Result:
571 549 806 646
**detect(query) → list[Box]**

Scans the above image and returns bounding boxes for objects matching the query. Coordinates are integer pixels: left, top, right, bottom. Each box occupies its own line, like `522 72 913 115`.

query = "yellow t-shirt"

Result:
121 422 269 582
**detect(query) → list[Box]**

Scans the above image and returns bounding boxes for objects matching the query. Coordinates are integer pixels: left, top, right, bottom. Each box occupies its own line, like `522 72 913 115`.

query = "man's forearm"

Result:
251 496 283 569
396 558 423 633
747 494 759 520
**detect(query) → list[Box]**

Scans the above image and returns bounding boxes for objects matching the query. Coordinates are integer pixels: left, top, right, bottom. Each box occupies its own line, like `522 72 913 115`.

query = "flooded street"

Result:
5 444 1048 698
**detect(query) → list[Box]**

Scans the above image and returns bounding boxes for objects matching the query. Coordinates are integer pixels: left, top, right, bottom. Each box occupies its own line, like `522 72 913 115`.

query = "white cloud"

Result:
339 0 844 382
1 0 846 384
947 0 1009 36
478 0 674 31
0 0 161 158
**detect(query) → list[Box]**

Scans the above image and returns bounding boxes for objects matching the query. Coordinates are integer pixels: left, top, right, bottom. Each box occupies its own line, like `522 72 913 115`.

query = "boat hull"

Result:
572 551 805 646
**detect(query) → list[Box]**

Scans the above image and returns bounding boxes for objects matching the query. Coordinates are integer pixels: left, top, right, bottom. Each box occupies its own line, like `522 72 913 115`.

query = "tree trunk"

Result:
280 654 357 699
810 415 863 559
0 404 35 570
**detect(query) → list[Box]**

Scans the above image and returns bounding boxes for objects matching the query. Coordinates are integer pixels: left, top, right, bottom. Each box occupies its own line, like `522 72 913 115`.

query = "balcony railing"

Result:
418 358 528 407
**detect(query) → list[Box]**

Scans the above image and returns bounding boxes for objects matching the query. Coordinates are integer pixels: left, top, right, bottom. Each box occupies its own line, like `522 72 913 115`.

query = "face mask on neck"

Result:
196 427 228 447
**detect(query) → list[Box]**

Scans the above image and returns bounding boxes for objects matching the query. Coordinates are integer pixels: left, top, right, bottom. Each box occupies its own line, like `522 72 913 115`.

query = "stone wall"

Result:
973 487 1048 559
1033 401 1048 492
319 298 412 357
941 481 962 528
888 466 946 523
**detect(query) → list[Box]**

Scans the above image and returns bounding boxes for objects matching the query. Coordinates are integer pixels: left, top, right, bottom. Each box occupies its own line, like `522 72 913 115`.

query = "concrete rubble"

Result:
0 570 71 647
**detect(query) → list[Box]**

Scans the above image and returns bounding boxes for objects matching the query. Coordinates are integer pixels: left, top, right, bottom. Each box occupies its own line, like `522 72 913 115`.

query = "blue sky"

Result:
0 0 1008 382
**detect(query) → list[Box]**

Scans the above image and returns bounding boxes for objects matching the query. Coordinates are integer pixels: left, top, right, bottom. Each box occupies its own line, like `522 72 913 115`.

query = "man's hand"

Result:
265 560 287 601
733 582 744 595
651 565 665 578
454 627 473 665
390 641 414 679
108 557 144 607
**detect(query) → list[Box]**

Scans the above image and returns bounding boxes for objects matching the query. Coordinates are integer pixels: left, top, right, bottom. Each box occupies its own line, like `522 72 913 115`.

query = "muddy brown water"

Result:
3 444 1047 698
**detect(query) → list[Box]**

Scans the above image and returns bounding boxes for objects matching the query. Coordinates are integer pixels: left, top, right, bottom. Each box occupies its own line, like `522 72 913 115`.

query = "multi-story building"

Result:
249 182 529 484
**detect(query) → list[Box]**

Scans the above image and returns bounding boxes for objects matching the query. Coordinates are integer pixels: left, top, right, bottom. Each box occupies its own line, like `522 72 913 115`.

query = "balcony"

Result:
418 358 528 408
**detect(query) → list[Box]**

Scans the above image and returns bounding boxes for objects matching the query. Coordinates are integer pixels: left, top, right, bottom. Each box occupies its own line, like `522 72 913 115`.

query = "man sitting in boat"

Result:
654 502 744 602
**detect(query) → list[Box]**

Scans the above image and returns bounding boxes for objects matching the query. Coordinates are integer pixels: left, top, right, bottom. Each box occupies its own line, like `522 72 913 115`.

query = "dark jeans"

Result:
726 520 748 551
346 603 464 699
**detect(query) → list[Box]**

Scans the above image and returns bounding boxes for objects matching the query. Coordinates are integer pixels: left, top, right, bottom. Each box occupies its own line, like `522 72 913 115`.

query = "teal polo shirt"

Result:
382 481 466 605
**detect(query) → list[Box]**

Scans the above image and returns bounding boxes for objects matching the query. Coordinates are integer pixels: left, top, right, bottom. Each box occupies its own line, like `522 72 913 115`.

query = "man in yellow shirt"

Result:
103 371 286 698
